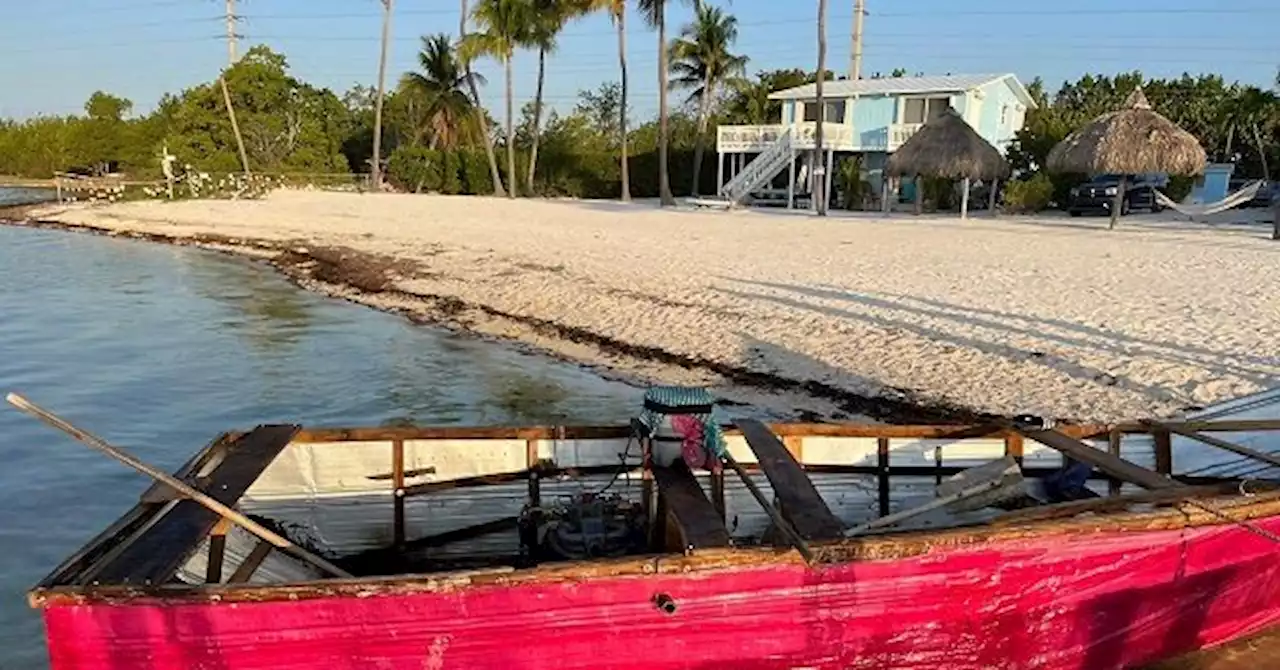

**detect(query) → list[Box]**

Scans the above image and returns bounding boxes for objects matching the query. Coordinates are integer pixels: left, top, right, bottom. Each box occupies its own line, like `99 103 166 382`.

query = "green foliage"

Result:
459 149 494 194
1165 174 1196 203
722 68 824 124
921 176 958 212
837 156 871 210
388 146 442 193
440 151 463 194
1010 72 1280 186
1002 174 1056 213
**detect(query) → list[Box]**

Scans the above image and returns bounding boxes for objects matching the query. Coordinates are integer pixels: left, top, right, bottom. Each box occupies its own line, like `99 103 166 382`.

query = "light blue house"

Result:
714 73 1038 208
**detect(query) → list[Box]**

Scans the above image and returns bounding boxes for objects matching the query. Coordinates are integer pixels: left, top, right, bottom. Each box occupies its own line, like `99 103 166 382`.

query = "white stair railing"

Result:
720 127 794 204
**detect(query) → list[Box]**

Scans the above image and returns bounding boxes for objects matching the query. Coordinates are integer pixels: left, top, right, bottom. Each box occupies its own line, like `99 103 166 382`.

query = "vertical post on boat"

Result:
710 469 725 520
876 436 890 517
787 148 796 210
1004 432 1024 469
1153 428 1173 476
392 438 406 549
54 174 62 204
206 518 231 583
1108 430 1123 497
960 177 971 219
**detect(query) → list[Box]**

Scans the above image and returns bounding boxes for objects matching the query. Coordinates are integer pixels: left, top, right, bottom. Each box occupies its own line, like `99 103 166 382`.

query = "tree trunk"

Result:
1225 123 1235 161
814 0 828 216
617 7 631 202
505 54 517 199
1253 123 1270 180
690 76 712 196
461 0 506 197
526 47 547 195
371 0 394 190
1109 175 1126 230
657 4 675 206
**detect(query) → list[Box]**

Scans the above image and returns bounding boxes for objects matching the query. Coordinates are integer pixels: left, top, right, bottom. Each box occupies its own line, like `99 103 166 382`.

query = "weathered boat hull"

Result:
41 515 1280 670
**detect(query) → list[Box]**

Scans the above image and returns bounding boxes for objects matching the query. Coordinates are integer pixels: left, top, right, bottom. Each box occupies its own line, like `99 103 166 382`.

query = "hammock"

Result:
1154 180 1264 217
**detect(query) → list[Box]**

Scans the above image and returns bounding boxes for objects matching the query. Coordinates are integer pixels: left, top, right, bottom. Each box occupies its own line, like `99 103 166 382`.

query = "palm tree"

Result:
815 0 828 216
524 0 580 194
582 0 631 201
638 0 686 206
371 0 394 190
462 0 531 198
460 0 507 196
400 34 485 150
670 5 746 196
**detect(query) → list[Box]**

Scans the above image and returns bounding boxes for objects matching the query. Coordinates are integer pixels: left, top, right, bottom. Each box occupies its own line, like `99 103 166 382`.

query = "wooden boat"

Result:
25 389 1280 670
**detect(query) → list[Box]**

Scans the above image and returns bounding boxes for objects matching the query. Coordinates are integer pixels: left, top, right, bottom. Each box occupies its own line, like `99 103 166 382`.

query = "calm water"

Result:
0 222 643 668
0 186 53 207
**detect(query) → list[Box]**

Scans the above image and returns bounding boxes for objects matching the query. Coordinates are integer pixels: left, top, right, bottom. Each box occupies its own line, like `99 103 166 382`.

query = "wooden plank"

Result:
227 541 273 584
877 437 890 517
138 432 240 503
735 419 844 540
1154 428 1174 475
289 422 1116 444
39 432 238 588
1005 433 1024 466
1017 427 1180 490
205 519 231 584
992 484 1261 525
91 425 300 584
651 463 732 549
1162 425 1280 469
1108 430 1123 497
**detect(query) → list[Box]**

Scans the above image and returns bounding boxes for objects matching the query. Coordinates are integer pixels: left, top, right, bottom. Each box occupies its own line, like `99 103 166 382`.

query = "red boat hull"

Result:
42 518 1280 670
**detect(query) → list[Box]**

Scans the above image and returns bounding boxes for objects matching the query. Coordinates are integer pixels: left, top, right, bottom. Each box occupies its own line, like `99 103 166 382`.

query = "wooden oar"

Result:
6 393 352 579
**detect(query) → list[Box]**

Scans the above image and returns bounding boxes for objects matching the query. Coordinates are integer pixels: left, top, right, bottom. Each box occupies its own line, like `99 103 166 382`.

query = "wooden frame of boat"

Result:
28 417 1280 669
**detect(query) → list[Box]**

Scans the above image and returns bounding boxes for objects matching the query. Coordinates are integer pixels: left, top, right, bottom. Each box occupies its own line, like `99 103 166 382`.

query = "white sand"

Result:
26 191 1280 422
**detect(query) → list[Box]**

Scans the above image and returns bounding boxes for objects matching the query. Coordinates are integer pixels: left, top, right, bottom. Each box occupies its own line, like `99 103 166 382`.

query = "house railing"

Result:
889 123 924 150
717 122 857 153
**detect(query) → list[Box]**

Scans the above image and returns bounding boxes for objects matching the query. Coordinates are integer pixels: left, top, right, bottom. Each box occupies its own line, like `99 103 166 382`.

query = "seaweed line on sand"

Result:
1 211 998 425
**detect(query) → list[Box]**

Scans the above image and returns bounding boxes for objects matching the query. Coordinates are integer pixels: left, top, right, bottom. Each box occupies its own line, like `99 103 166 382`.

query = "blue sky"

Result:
1 0 1277 120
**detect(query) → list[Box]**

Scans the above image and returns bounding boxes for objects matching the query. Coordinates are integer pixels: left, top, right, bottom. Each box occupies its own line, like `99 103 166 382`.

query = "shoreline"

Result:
7 191 1277 424
0 209 977 424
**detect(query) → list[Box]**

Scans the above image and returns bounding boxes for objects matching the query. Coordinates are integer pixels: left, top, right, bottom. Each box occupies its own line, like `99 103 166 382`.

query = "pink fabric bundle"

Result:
671 415 722 473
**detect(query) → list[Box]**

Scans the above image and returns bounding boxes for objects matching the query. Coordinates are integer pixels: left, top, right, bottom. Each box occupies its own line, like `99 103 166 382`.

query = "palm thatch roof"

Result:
886 109 1010 181
1046 89 1207 176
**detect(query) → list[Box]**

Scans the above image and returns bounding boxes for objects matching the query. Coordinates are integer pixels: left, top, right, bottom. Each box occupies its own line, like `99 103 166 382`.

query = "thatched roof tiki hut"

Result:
1047 88 1207 229
886 108 1011 219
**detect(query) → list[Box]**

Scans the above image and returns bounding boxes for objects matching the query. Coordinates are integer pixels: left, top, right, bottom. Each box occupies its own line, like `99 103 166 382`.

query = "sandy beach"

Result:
11 190 1280 423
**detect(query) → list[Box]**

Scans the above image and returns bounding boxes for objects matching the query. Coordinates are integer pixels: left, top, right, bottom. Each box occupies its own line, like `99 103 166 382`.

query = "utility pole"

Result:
850 0 865 80
371 0 393 191
225 0 238 65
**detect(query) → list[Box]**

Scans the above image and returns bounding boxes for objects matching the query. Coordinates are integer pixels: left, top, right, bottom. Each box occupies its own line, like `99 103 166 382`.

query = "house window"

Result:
902 96 950 124
803 100 846 122
1000 105 1009 126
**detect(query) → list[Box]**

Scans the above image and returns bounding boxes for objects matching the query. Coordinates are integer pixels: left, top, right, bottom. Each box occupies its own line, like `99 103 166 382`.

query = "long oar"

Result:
6 393 352 579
